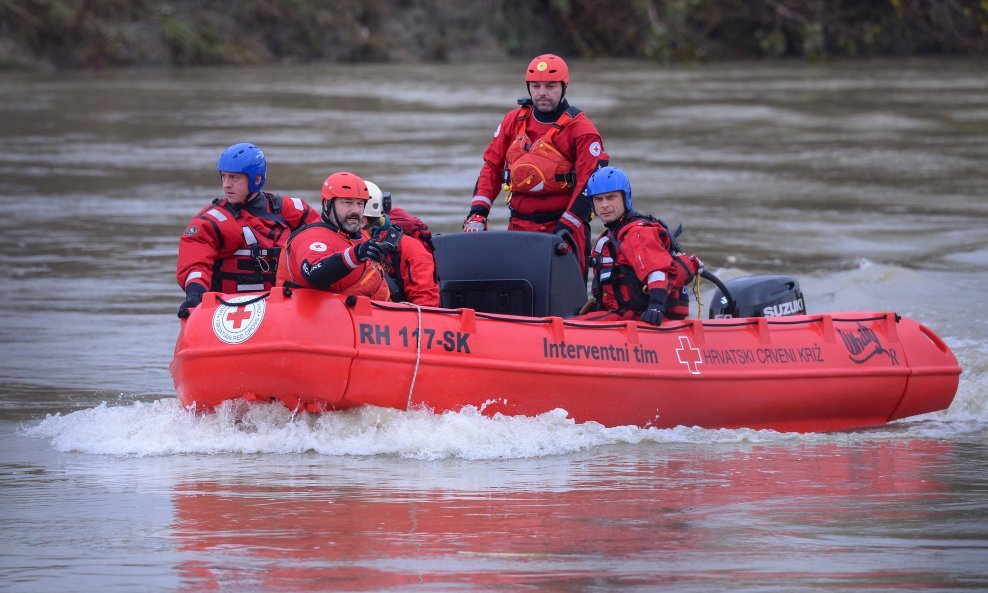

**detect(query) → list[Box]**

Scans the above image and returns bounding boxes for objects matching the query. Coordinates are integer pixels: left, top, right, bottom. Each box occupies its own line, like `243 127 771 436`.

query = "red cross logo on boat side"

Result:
211 296 266 345
676 336 703 375
226 305 253 329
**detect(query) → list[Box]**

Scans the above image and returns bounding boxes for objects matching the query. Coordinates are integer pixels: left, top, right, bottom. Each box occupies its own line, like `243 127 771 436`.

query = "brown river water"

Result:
1 58 987 592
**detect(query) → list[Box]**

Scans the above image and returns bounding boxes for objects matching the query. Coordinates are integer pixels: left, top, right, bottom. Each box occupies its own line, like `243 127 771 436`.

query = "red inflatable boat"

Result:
170 232 961 432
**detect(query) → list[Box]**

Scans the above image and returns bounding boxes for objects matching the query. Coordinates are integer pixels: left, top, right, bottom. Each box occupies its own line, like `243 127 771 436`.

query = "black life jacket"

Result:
590 212 678 314
210 192 291 292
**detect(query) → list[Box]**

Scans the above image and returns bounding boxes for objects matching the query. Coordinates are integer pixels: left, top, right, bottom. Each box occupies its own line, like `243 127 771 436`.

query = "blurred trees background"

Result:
1 0 986 69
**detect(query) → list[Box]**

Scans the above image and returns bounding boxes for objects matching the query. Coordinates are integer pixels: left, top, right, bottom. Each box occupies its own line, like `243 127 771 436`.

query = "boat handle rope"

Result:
691 273 703 320
361 298 424 411
216 292 270 307
405 302 424 412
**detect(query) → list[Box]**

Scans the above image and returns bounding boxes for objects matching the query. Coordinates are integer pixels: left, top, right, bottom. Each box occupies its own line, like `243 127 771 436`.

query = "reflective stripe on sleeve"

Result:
560 211 582 229
471 196 493 208
290 197 304 211
206 208 227 222
646 270 667 284
342 247 359 269
184 271 203 285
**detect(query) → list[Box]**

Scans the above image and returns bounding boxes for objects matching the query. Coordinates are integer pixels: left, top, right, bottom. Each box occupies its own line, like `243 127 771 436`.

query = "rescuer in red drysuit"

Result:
276 171 395 300
176 142 319 318
362 181 440 306
576 167 703 325
463 53 609 277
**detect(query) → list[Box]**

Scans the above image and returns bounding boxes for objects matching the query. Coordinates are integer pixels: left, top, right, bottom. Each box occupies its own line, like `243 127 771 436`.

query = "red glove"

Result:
673 253 703 282
462 214 487 233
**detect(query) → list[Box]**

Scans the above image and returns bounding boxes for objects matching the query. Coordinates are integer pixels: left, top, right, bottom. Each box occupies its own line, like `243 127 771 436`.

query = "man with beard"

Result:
462 53 609 277
276 171 396 300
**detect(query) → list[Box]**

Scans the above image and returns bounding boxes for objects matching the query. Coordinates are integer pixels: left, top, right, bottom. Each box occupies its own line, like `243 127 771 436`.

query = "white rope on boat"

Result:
406 302 424 411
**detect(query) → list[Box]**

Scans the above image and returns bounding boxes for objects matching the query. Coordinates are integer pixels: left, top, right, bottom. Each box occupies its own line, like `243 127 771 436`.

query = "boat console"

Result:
433 231 587 318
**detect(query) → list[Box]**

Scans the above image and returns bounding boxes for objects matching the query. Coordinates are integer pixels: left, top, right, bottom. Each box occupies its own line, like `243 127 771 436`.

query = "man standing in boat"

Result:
577 167 703 326
176 142 320 318
362 180 440 306
462 53 609 277
276 172 396 299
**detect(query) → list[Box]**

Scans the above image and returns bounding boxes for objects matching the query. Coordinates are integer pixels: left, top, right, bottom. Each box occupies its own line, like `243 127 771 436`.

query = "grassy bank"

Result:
2 0 986 70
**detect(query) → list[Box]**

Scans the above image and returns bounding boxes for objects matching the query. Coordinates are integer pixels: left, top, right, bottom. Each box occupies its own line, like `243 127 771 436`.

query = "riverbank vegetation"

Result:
2 0 986 70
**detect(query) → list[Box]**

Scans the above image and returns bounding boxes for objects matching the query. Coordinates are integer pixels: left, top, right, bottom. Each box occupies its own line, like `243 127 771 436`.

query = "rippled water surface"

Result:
1 59 987 592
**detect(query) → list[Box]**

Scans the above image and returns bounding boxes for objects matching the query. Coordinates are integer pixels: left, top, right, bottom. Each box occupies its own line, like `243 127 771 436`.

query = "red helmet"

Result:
321 171 369 202
525 54 569 84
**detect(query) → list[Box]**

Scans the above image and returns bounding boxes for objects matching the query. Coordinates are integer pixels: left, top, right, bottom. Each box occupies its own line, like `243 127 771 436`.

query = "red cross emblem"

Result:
676 336 703 375
226 305 253 329
212 297 266 344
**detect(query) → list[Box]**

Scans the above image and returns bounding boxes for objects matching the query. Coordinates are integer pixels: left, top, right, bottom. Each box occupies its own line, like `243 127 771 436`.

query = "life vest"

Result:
210 193 292 293
504 105 581 196
343 260 391 301
590 213 691 319
278 222 390 301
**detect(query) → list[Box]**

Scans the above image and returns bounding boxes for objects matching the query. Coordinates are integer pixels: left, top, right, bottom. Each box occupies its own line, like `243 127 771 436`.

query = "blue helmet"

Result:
586 166 632 211
216 143 266 193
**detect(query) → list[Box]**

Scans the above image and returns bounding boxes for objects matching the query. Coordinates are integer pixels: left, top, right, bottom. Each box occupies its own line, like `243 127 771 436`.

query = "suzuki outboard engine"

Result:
708 274 806 319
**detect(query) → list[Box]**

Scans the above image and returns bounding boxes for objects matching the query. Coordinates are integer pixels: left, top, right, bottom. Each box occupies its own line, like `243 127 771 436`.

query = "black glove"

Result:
177 283 207 319
355 239 387 263
639 288 668 326
375 225 403 254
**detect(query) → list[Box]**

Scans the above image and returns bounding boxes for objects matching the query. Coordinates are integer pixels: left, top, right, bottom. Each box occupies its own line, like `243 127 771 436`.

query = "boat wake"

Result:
22 379 985 460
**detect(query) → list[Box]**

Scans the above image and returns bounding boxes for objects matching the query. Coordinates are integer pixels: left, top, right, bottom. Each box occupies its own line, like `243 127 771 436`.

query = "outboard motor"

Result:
708 274 806 319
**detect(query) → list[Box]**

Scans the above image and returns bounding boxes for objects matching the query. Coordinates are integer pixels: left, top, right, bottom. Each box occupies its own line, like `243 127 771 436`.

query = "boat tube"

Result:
170 232 961 432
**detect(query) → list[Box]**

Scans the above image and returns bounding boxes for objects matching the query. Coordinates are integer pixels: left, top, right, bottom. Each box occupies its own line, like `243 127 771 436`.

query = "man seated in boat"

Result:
276 171 398 300
576 166 703 326
361 180 440 306
176 142 320 318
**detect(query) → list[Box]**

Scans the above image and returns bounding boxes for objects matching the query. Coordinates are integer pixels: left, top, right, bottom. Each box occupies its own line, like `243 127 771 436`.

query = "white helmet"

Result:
363 180 384 218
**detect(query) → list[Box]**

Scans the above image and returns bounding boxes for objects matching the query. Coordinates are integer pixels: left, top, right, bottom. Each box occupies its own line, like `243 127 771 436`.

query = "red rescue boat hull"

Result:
170 290 961 432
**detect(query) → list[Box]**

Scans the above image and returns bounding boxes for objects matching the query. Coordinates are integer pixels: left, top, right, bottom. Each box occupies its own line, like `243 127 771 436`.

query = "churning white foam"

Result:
21 384 984 461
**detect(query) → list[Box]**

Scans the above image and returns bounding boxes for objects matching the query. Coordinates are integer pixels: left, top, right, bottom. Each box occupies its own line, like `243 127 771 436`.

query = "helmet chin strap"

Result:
325 200 360 235
322 200 342 229
332 205 345 229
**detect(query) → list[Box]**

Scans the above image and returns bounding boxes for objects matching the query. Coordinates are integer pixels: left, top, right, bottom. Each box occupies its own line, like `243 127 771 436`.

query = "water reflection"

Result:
171 440 963 591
